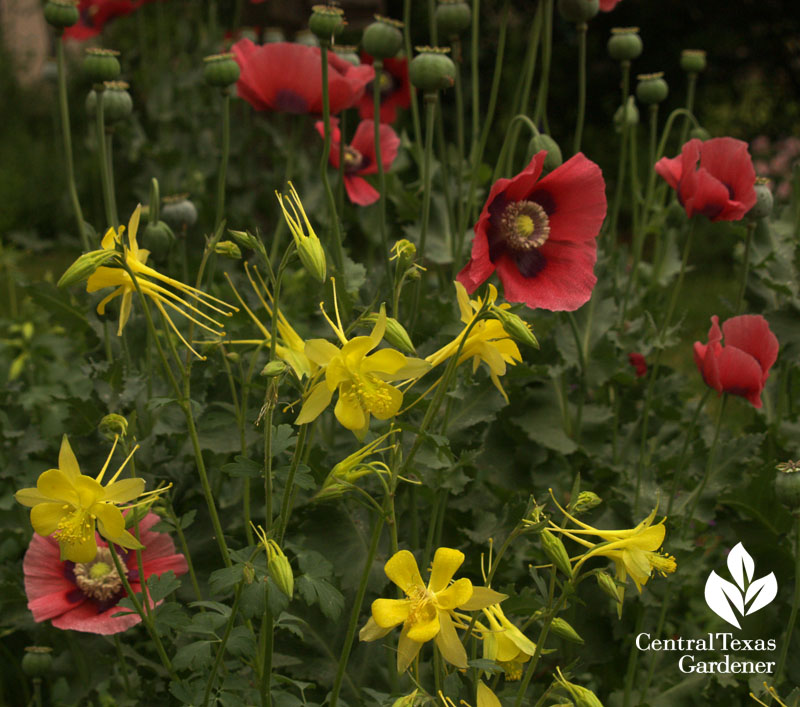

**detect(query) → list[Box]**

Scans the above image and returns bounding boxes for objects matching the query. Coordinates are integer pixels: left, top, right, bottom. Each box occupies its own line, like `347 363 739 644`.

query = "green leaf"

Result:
226 625 256 657
173 641 213 671
512 390 576 455
146 571 181 603
209 565 244 595
222 456 262 479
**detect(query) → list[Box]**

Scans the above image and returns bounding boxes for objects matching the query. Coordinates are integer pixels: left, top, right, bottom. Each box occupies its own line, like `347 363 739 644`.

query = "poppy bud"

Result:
99 413 128 440
57 249 118 288
436 0 472 39
490 306 539 349
214 240 242 259
572 491 602 514
680 49 707 74
363 313 416 354
203 53 240 88
689 126 710 141
551 617 584 644
527 133 563 171
607 27 642 62
613 96 639 132
635 72 668 104
334 45 361 67
261 360 288 377
308 5 344 42
542 529 574 579
362 16 404 60
83 48 121 84
44 0 79 29
162 195 198 230
775 461 800 511
409 46 456 92
748 177 773 220
557 0 599 23
142 221 176 259
22 647 53 678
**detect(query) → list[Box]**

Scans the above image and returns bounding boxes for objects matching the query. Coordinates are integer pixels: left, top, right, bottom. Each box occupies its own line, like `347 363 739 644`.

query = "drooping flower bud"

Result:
57 249 118 288
83 48 121 84
363 313 416 354
607 27 642 62
203 53 241 88
261 360 288 377
214 240 242 259
362 16 404 59
99 413 128 440
748 177 773 221
409 46 456 92
22 647 53 678
308 5 344 42
689 126 711 140
527 133 563 171
557 0 599 24
436 0 472 39
776 460 800 511
542 529 574 579
680 49 707 74
635 72 668 104
551 617 585 644
44 0 79 29
613 95 639 132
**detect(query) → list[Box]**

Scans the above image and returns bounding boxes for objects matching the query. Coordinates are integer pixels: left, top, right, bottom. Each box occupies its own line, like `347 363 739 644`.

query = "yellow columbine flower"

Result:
15 435 165 563
549 494 676 593
83 205 237 358
426 282 522 402
359 548 475 672
478 604 537 681
296 290 430 439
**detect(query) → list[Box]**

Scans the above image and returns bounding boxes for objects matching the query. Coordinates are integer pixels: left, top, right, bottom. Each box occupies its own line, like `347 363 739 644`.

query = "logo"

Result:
704 543 778 629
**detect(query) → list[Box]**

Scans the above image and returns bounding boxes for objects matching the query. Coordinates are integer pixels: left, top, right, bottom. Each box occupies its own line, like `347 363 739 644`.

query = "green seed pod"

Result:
203 53 240 87
557 0 599 23
436 0 472 39
541 529 574 579
748 177 773 220
142 221 176 259
101 81 133 123
333 45 361 67
409 46 456 92
527 133 563 171
57 249 118 288
680 49 707 73
362 16 404 59
608 27 643 62
294 29 319 47
776 461 800 511
22 647 53 678
83 48 121 83
264 27 286 43
308 5 344 42
551 617 585 644
161 195 198 230
99 413 128 440
689 126 711 140
636 72 668 104
214 240 242 259
44 0 79 29
613 96 639 132
262 360 288 377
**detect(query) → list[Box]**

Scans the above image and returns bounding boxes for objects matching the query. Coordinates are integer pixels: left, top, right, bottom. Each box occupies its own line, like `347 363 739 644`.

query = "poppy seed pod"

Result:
409 46 456 92
83 48 121 83
680 49 707 74
776 461 800 511
636 72 668 104
44 0 79 28
22 647 53 678
203 53 240 87
527 133 563 171
161 196 198 230
607 27 642 62
435 0 472 39
308 5 344 42
89 81 132 123
557 0 599 23
362 16 404 59
614 95 639 131
334 45 361 67
748 177 773 220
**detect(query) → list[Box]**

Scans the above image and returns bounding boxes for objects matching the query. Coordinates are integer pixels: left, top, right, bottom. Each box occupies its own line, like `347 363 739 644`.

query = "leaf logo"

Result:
704 543 777 629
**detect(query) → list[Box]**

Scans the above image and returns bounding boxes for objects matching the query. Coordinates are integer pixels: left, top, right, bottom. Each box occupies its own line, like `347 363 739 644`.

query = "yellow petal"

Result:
61 533 98 563
325 356 351 391
494 630 523 662
86 268 125 293
368 305 387 348
406 606 439 643
372 598 412 629
73 475 105 509
58 435 81 479
384 550 424 593
100 226 118 250
622 548 653 589
434 610 468 668
37 469 79 505
15 486 52 507
397 627 423 674
305 339 340 367
103 478 146 504
94 502 125 538
429 547 465 593
369 383 402 421
436 577 473 610
359 616 393 642
127 205 142 252
30 502 68 536
334 385 367 431
342 336 377 367
117 291 134 335
477 681 502 707
105 526 144 551
454 281 473 323
460 586 508 611
362 349 410 376
296 382 333 425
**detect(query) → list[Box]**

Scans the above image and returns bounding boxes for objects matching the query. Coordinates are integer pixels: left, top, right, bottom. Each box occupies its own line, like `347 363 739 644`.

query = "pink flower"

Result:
315 118 400 205
599 0 623 10
23 512 187 634
628 352 647 378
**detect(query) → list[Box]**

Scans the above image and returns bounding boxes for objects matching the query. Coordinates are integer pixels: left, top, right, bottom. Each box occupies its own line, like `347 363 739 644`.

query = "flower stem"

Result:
533 0 553 131
736 220 756 314
373 59 392 286
164 498 204 602
276 423 309 543
203 579 245 706
677 72 698 148
95 85 118 230
214 89 232 232
607 61 631 241
775 514 800 685
113 634 132 697
572 22 588 155
259 584 273 707
56 37 88 250
403 0 424 162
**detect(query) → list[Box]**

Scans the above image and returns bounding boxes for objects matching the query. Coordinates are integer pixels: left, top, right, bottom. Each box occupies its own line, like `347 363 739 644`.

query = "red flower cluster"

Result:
315 118 400 205
64 0 149 41
655 138 757 222
693 315 778 408
628 352 647 378
23 512 187 635
358 55 411 125
458 151 607 311
232 40 374 115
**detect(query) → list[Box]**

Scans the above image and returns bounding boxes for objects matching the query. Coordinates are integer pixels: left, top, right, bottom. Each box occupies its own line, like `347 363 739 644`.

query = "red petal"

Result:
503 152 547 202
315 118 342 168
654 154 683 191
697 138 757 220
714 346 766 408
349 121 400 174
721 315 779 383
345 176 380 206
52 601 142 635
681 166 731 220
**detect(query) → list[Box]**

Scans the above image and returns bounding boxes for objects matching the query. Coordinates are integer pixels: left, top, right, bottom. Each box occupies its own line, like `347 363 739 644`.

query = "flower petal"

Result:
434 610 468 668
721 315 779 384
371 598 412 629
460 586 508 611
15 486 52 507
29 503 68 536
37 469 79 505
436 577 473 610
103 478 146 504
58 435 81 479
359 616 393 642
384 549 424 593
296 382 333 425
397 626 423 673
305 338 340 367
429 547 466 593
345 175 380 206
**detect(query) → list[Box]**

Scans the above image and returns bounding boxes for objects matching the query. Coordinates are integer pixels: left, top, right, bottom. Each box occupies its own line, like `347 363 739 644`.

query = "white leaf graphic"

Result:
745 572 778 615
704 571 743 629
727 543 754 590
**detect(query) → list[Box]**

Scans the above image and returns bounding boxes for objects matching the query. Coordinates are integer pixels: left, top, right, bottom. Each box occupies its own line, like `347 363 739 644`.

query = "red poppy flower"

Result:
655 137 757 222
314 118 400 206
628 352 647 378
693 314 778 408
23 512 187 634
358 55 411 125
599 0 623 10
63 0 147 41
457 152 607 311
232 40 374 115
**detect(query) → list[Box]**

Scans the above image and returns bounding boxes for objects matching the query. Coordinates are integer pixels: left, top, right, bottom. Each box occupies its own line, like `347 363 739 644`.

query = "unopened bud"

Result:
409 47 456 92
572 491 602 514
297 237 327 284
636 72 668 105
550 617 584 644
776 460 800 511
242 562 256 585
542 529 573 579
214 240 242 259
99 413 128 440
363 16 404 59
527 133 563 171
391 239 417 269
261 360 288 377
266 541 294 598
308 5 344 42
490 306 539 348
608 27 642 62
363 313 415 354
142 221 176 259
596 570 623 603
680 49 707 74
58 249 118 288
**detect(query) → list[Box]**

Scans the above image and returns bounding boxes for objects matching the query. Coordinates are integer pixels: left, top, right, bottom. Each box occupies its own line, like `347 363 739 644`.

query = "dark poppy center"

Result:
500 200 550 252
73 547 123 602
343 146 365 173
369 70 396 98
273 89 310 114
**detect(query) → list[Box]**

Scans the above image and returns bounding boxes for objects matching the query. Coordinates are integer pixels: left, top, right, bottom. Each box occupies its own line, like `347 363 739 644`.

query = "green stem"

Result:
214 90 232 232
533 0 553 131
469 0 480 158
373 58 392 286
607 61 631 241
736 220 756 313
565 311 587 442
775 515 800 685
95 86 117 229
56 37 87 250
259 584 273 707
165 500 203 601
453 37 467 263
203 580 245 706
572 22 588 154
105 132 118 230
113 635 132 696
403 0 424 162
276 423 309 543
263 380 277 532
677 73 697 148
